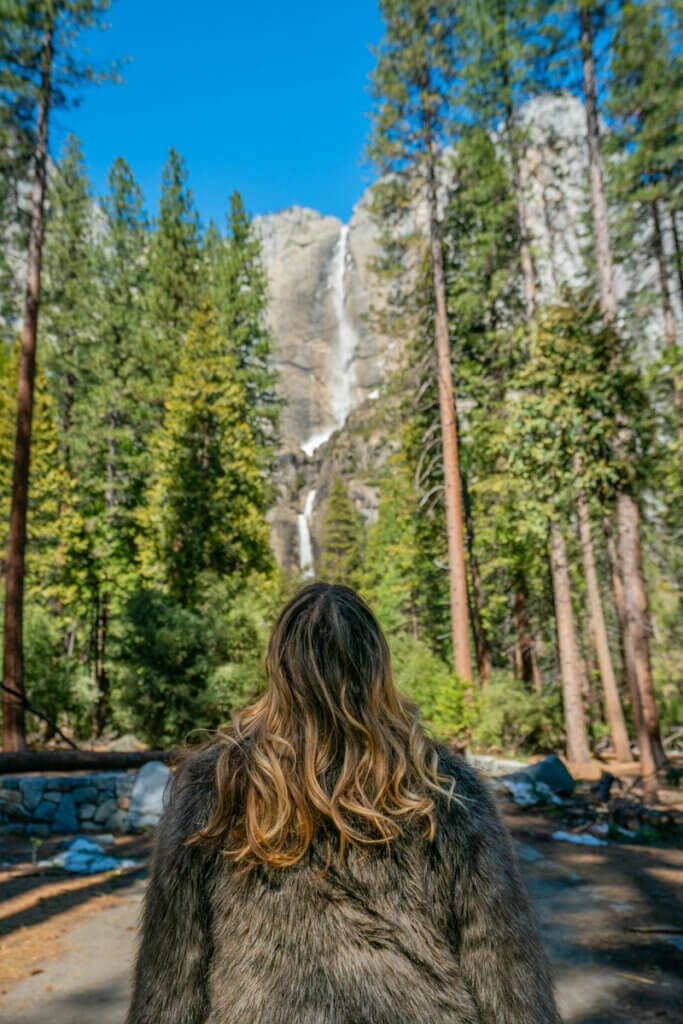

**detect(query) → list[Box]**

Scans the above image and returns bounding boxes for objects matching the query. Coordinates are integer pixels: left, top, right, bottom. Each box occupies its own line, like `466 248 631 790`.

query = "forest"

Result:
0 0 680 800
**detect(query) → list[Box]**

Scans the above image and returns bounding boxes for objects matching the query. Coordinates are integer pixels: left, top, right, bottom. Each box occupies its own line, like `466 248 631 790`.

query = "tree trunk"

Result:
651 199 682 455
461 473 490 685
579 7 617 326
579 6 663 775
616 494 665 770
576 482 632 761
550 522 592 764
670 208 683 303
513 575 541 694
424 150 472 682
2 26 53 753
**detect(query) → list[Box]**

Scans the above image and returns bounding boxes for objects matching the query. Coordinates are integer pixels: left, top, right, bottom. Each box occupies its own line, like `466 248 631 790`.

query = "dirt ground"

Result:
0 807 681 1023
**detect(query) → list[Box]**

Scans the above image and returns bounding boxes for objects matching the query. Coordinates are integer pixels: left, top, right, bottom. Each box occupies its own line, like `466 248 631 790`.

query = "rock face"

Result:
259 94 678 575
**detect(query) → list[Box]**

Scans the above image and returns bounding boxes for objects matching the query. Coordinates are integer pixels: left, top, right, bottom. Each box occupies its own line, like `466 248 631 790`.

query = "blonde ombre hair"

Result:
187 582 456 873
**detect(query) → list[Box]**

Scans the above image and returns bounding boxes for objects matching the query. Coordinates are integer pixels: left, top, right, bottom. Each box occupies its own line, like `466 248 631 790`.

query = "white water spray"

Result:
297 488 316 577
300 225 359 456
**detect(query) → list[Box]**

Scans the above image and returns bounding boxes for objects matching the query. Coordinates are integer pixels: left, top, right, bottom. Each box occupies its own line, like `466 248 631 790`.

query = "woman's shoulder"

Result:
430 744 508 848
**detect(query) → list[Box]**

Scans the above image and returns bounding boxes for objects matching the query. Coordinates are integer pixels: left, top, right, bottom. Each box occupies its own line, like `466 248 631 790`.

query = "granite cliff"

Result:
256 93 677 575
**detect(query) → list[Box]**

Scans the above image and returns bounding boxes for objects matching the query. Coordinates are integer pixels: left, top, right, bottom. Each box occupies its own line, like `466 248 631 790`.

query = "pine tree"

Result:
42 132 96 471
139 297 272 608
607 0 682 447
213 192 281 448
368 0 472 681
317 477 364 588
363 456 422 639
148 148 202 386
0 0 120 751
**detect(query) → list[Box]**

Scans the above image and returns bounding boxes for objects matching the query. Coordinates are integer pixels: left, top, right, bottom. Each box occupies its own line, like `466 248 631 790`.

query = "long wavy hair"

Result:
186 582 456 873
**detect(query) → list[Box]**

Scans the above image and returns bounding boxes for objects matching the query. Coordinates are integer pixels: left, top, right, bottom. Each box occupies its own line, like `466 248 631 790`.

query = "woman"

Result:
127 582 561 1023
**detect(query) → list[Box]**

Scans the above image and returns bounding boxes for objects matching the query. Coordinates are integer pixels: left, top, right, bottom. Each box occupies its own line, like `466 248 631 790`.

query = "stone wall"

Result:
0 772 136 839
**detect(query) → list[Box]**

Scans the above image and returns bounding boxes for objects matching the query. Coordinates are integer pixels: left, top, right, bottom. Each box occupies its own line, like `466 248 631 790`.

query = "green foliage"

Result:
139 298 273 606
113 572 294 747
23 600 95 739
318 476 364 587
148 148 202 383
205 191 282 468
113 588 215 747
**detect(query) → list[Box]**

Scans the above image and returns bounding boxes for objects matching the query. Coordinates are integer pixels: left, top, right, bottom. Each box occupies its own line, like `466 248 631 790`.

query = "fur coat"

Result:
126 745 561 1023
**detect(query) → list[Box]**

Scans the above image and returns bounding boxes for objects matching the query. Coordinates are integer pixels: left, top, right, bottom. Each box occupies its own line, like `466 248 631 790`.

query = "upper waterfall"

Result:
300 224 360 456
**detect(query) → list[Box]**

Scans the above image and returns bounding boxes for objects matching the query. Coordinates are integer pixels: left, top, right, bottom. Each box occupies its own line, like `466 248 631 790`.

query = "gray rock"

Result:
34 800 56 822
45 778 72 792
0 778 19 789
105 809 128 832
79 821 101 833
0 823 26 835
78 802 96 820
125 761 171 830
52 793 78 833
19 778 45 811
0 798 30 821
71 785 98 805
27 824 50 838
527 755 575 796
92 773 120 791
43 791 62 803
94 798 118 824
116 773 135 796
0 787 23 803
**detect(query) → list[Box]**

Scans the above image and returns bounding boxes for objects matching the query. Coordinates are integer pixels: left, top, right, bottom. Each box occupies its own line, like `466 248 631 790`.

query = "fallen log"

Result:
0 749 171 774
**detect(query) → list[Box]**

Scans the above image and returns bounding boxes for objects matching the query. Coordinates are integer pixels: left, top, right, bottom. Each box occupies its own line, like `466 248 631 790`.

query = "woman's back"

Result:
126 584 560 1023
128 743 559 1024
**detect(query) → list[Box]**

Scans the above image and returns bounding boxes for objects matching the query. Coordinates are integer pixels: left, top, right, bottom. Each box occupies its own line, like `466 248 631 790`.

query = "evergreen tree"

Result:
363 455 422 639
139 297 272 608
318 477 364 588
0 0 120 750
42 132 95 471
368 0 472 680
607 0 682 447
206 191 281 488
148 148 201 385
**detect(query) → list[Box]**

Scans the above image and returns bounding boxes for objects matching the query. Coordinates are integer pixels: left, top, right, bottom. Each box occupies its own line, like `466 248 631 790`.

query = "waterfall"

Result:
300 225 359 456
297 488 316 577
328 224 359 430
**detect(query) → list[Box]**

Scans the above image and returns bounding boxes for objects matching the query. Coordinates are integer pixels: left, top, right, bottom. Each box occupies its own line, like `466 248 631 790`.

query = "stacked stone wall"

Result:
0 772 135 838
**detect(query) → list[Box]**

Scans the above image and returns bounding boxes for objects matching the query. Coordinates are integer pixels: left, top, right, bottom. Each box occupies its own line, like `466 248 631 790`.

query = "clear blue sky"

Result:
53 0 384 227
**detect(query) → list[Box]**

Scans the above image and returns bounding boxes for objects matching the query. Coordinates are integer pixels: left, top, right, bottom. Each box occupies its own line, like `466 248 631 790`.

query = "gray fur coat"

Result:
126 746 561 1023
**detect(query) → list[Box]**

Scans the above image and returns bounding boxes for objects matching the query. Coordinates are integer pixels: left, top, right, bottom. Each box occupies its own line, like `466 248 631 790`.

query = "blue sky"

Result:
53 1 384 227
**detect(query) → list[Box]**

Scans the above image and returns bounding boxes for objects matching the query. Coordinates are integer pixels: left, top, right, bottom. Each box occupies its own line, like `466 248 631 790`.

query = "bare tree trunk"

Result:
461 473 490 685
550 522 592 764
670 208 683 303
513 575 541 694
424 145 472 681
652 199 682 455
2 26 53 753
576 482 632 761
616 495 665 767
580 6 663 775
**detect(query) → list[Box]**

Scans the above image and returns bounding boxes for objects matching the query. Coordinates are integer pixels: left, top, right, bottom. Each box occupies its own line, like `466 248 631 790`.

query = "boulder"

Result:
34 799 56 822
125 761 172 831
94 798 118 824
527 755 575 797
78 802 96 820
0 798 30 821
19 778 45 811
51 793 78 833
71 785 98 805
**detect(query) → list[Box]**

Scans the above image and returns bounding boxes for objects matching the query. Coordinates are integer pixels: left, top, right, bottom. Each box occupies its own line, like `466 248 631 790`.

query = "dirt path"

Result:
0 809 681 1023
